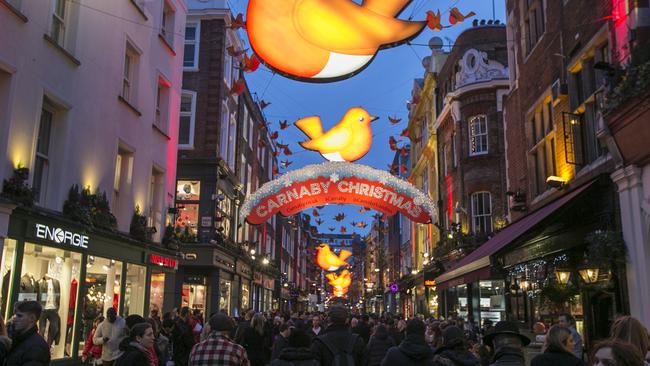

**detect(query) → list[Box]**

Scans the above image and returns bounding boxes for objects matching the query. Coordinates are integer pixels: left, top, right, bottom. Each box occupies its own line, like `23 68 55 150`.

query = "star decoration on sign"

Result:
330 173 340 183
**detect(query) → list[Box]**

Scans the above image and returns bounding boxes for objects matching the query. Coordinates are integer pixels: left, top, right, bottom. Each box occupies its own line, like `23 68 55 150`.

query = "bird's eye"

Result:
358 117 365 122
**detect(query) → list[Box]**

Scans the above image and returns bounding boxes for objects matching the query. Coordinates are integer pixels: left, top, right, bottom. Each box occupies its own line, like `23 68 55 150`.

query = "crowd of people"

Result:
0 299 648 366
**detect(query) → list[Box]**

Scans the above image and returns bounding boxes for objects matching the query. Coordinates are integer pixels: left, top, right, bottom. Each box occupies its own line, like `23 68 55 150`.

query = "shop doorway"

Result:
589 290 615 343
182 283 206 313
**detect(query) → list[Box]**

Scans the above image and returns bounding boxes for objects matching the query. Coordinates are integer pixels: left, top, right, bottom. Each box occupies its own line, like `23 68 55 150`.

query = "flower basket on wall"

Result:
1 167 35 207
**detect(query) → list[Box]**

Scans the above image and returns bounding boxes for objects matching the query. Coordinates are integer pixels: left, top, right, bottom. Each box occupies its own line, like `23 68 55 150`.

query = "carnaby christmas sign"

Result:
240 162 436 225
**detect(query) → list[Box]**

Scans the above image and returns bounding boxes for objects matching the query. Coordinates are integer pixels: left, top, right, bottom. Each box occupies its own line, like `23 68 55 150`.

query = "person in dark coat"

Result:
271 329 319 366
116 323 155 366
431 326 480 366
381 319 434 366
169 307 197 366
352 315 372 345
311 305 366 366
235 310 255 345
272 323 292 360
5 301 50 366
531 325 583 366
242 313 271 366
483 321 530 366
367 324 396 366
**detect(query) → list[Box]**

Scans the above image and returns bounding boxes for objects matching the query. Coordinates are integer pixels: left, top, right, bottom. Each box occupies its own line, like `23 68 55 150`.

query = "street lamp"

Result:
578 266 599 284
262 257 270 265
555 268 571 285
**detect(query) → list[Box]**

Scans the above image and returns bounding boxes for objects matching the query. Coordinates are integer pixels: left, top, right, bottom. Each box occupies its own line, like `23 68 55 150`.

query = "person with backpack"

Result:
381 319 435 366
271 329 319 366
311 305 366 366
366 324 395 366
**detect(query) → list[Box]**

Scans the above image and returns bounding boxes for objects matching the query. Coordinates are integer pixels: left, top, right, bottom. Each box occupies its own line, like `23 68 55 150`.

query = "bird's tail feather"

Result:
339 250 352 261
295 116 324 139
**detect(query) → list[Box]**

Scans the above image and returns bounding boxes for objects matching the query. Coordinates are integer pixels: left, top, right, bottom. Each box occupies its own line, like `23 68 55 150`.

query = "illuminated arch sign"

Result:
240 162 436 224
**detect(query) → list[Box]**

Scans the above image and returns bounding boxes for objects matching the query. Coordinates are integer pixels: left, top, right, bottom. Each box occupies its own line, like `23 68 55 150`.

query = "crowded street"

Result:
1 0 649 365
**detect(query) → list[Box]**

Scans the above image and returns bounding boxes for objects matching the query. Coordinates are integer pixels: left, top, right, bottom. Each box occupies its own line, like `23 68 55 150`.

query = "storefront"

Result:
236 261 252 315
0 207 178 364
262 275 275 312
177 245 238 317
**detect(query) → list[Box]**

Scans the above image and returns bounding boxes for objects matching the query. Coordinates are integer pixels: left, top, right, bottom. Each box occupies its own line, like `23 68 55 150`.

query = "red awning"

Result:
435 181 595 289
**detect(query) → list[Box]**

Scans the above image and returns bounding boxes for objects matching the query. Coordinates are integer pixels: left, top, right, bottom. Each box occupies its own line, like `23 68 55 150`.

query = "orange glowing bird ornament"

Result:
246 0 427 82
316 243 352 271
295 107 378 162
326 270 352 289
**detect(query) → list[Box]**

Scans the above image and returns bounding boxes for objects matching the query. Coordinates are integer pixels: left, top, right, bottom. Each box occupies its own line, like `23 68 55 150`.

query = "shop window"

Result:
471 192 493 234
0 239 17 318
148 167 164 242
175 180 200 237
469 115 488 156
179 91 196 149
34 99 55 205
123 264 146 317
149 271 165 316
20 243 81 359
181 283 206 312
219 279 231 315
183 22 200 69
215 188 232 239
479 280 505 323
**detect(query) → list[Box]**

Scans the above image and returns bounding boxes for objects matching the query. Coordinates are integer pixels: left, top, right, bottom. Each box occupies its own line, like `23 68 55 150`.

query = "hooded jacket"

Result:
381 334 435 366
432 346 480 366
270 347 320 366
367 325 396 366
311 323 367 366
116 341 151 366
531 345 584 366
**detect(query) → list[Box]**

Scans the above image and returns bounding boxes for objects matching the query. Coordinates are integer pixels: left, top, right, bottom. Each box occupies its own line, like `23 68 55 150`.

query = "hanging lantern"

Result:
578 266 600 284
555 268 571 285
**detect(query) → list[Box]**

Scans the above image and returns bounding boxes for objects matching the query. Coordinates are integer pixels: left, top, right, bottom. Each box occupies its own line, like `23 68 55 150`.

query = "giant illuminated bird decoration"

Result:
316 243 352 271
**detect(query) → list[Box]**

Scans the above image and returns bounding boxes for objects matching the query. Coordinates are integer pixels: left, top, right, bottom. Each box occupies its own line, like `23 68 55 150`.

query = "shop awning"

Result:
435 181 595 290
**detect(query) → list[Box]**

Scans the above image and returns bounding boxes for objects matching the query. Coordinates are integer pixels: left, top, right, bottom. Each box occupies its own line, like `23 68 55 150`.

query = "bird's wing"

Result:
300 126 353 153
362 0 412 17
338 249 352 261
294 116 324 139
295 0 425 55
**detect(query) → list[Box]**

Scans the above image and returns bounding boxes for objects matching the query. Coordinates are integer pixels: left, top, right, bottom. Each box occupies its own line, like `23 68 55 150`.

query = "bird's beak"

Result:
371 116 380 122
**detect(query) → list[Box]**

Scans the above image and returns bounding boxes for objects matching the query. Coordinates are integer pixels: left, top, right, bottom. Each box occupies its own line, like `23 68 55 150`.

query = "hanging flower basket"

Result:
585 230 626 267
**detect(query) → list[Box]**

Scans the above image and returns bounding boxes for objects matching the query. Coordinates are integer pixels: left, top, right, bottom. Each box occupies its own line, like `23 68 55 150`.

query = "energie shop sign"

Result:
34 223 89 249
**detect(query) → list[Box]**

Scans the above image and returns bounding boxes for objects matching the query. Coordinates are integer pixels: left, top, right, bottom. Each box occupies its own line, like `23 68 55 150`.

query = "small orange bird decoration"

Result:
388 116 402 125
326 270 352 289
389 136 399 151
230 13 246 29
241 54 261 73
270 131 279 140
230 79 246 96
227 46 248 58
295 107 378 162
426 9 449 31
312 209 320 217
279 120 290 130
316 243 352 271
449 7 476 25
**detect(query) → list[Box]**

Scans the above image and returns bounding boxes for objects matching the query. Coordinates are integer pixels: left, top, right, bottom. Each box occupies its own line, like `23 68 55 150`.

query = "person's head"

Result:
106 307 117 323
12 301 42 334
93 315 105 327
350 317 358 327
441 326 467 350
397 319 406 331
147 318 160 337
533 321 547 335
328 305 349 327
246 310 255 321
150 308 159 318
180 306 191 320
209 313 234 334
591 340 644 366
545 325 574 354
558 313 575 328
252 313 266 335
609 315 649 358
485 321 531 350
288 329 311 349
279 323 291 338
312 315 321 328
126 314 146 330
162 317 175 333
406 319 426 338
130 323 155 349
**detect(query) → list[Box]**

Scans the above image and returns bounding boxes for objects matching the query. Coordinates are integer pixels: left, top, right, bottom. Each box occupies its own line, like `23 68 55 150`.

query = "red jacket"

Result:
82 328 102 359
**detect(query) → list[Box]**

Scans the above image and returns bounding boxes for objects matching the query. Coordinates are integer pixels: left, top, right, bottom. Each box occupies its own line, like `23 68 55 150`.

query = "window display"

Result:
150 271 165 316
19 243 81 359
219 279 231 315
175 180 201 237
176 180 201 201
1 239 16 318
241 283 250 311
182 283 206 312
79 256 122 359
124 264 146 316
479 280 505 323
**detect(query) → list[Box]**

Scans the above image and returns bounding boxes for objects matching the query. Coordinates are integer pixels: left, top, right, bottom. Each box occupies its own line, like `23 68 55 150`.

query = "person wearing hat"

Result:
431 326 480 366
189 313 250 366
483 321 531 366
381 319 436 365
311 305 366 366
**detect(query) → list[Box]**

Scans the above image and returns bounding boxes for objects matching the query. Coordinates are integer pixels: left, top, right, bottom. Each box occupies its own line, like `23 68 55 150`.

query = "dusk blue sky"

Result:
231 0 506 236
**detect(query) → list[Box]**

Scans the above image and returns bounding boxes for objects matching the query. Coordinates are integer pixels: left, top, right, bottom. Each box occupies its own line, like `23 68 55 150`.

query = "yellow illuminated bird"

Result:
326 270 352 289
246 0 426 81
295 107 378 162
316 244 352 271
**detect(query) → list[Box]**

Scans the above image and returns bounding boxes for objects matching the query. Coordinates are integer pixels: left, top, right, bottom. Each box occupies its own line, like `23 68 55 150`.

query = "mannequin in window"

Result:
19 272 39 301
38 273 61 346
